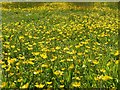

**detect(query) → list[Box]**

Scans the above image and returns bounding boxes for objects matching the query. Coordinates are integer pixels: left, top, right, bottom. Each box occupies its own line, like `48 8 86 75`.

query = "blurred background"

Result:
1 2 118 10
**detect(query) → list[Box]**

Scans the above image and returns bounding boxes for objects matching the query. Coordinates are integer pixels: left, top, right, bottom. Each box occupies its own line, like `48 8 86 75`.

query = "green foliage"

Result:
1 2 119 89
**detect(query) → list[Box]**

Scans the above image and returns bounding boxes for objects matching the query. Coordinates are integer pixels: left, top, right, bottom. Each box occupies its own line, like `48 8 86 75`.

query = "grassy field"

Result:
1 2 119 89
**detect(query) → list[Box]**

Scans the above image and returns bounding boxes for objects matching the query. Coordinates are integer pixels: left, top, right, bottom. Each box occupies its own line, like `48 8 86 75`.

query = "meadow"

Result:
0 2 119 89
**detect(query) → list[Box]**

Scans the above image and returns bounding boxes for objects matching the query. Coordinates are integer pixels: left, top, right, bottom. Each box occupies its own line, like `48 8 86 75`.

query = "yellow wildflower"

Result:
51 56 57 61
19 56 25 59
67 58 73 61
11 45 15 48
72 82 81 87
9 73 14 76
60 80 64 83
101 75 113 81
19 36 24 39
46 82 52 85
29 35 32 38
8 58 16 64
114 50 119 56
32 52 40 56
60 60 65 62
41 64 48 68
73 55 76 59
35 84 45 88
6 65 11 71
92 60 99 65
75 45 80 48
17 78 23 82
68 64 74 69
59 85 64 88
94 77 98 81
28 47 33 50
34 70 43 74
10 82 15 87
21 83 29 88
75 77 81 80
51 48 55 52
77 52 82 56
107 61 111 66
54 70 63 76
63 47 69 51
29 58 34 61
61 68 65 71
100 69 106 73
40 53 47 59
1 82 7 88
115 60 119 64
94 75 113 81
55 46 61 50
4 41 10 44
28 61 34 65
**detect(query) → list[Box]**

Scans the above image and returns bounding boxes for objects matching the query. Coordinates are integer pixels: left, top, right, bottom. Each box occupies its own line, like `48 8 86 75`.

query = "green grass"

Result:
1 2 119 89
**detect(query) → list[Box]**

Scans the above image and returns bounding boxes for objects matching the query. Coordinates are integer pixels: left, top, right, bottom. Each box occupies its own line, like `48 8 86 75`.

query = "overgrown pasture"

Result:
1 2 119 89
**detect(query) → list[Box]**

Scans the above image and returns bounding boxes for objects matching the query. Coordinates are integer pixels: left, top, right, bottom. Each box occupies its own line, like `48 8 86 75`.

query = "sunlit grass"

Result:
1 2 119 89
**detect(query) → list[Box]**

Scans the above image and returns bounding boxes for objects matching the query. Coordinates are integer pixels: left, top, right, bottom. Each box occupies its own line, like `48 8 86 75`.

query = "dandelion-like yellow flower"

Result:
114 51 119 56
54 70 63 76
21 83 29 88
29 35 32 38
60 60 65 62
77 52 82 56
19 36 24 39
72 82 81 87
75 77 81 80
63 47 69 51
35 84 45 88
75 45 80 48
6 65 11 71
32 52 40 56
10 82 15 87
40 53 47 59
94 77 99 81
41 64 48 68
29 58 34 61
28 61 34 65
46 82 52 85
61 68 65 71
19 56 25 60
11 45 15 48
60 80 64 83
73 55 76 59
51 56 57 61
8 58 16 64
94 75 113 81
9 73 14 76
17 78 23 82
92 60 99 65
101 75 113 81
115 60 119 64
66 50 76 54
28 47 33 50
34 70 43 74
68 64 74 69
1 82 7 88
59 85 64 88
107 61 111 66
55 46 61 50
100 69 106 73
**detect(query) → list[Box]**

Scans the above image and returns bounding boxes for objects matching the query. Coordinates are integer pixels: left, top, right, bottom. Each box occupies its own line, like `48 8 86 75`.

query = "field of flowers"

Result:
1 2 119 89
